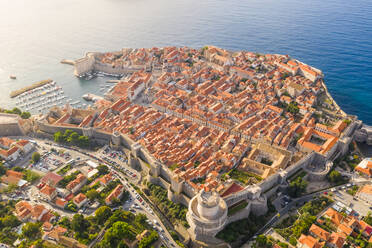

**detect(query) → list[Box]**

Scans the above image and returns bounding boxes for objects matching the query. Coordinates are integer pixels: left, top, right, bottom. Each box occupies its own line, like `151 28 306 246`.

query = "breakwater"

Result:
60 59 75 65
10 79 53 98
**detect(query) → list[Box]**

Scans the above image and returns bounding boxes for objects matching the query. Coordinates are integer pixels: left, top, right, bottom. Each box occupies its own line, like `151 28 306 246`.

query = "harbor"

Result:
14 80 87 113
10 79 53 98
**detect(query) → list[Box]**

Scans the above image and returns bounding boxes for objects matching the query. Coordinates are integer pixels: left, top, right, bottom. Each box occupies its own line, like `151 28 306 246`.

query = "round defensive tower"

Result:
186 189 228 241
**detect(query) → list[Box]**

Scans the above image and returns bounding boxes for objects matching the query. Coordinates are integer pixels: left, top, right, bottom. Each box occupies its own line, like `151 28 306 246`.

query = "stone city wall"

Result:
38 122 83 136
183 181 197 199
250 196 268 216
282 152 315 180
0 113 24 137
0 122 23 137
93 62 145 75
73 53 95 76
226 202 251 224
257 173 281 193
224 187 251 207
74 52 151 76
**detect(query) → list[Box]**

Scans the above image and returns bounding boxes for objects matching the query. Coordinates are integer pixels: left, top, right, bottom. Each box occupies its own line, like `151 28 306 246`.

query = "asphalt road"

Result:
33 138 179 248
255 176 371 238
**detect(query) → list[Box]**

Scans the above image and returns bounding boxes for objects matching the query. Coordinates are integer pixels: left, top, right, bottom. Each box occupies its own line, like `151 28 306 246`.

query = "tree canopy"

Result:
22 222 41 240
71 214 90 233
32 152 41 163
328 170 342 183
288 177 308 197
54 129 91 148
95 206 112 225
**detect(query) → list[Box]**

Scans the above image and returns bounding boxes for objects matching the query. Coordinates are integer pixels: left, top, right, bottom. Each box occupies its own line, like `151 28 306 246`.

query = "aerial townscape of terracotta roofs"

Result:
63 45 351 187
2 45 371 248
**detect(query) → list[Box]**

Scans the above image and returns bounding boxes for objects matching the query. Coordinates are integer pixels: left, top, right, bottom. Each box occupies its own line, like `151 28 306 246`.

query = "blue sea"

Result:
0 0 371 123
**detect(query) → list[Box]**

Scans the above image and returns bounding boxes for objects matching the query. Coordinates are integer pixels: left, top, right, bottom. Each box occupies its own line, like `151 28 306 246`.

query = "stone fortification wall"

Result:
38 122 83 136
74 53 148 76
158 176 171 189
168 189 191 206
0 122 23 137
223 188 250 207
179 192 191 205
341 121 360 139
263 183 280 199
282 152 315 180
74 53 95 76
354 122 372 145
226 202 251 224
92 129 112 141
0 113 24 137
120 134 134 150
258 174 281 193
305 161 332 181
37 122 113 145
137 147 154 165
35 131 54 140
250 196 268 216
183 182 197 199
159 166 172 182
93 62 146 75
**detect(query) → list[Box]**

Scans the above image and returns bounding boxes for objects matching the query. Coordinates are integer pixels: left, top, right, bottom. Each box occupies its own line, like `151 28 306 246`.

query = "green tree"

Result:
256 234 268 246
32 152 41 163
328 170 342 183
86 189 100 201
54 131 64 143
134 213 147 226
78 136 90 147
12 166 23 172
95 206 112 225
364 212 372 226
71 214 90 233
63 129 74 141
288 177 308 197
289 236 297 246
97 164 109 175
67 132 79 144
138 230 159 248
287 101 299 115
101 221 134 247
22 222 41 240
11 107 22 115
2 215 21 228
31 239 44 248
20 112 31 119
23 170 41 182
0 163 6 176
3 183 18 193
58 216 71 228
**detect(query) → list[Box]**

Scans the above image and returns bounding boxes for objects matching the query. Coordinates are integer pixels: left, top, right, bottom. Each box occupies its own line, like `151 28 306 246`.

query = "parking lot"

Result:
29 151 66 172
99 146 139 180
332 187 371 217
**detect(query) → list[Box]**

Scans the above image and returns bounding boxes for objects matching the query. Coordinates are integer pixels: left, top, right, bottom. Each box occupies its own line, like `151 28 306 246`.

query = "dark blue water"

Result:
0 0 371 123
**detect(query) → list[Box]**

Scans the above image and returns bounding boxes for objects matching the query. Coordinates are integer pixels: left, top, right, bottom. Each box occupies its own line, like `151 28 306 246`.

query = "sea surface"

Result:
0 0 371 123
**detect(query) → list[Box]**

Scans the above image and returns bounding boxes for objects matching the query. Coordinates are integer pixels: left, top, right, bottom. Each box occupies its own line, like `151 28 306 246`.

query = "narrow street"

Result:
34 138 179 248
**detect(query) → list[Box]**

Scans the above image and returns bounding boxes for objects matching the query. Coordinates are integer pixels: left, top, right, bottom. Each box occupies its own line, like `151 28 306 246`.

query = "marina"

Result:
10 79 53 98
14 81 70 113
